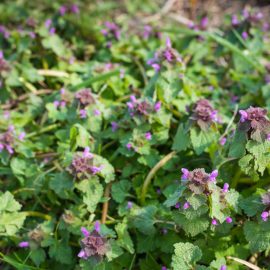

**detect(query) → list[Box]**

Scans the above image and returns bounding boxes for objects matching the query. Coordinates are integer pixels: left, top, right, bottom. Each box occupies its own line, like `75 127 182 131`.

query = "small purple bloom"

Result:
94 109 101 116
3 111 10 119
161 267 167 270
59 5 67 16
130 95 137 103
200 17 208 29
166 37 171 48
18 132 26 141
143 25 152 39
126 143 132 150
231 15 239 26
145 132 152 141
242 31 248 40
0 50 3 59
70 4 80 14
81 227 90 237
28 31 36 39
175 202 180 209
220 266 227 270
49 27 56 35
90 166 102 174
154 101 161 112
209 170 218 182
183 202 190 210
239 110 248 122
18 241 29 248
78 249 86 258
8 125 14 132
181 168 189 180
0 144 4 152
60 101 66 108
94 221 101 233
156 188 161 195
219 137 227 146
211 219 218 226
162 228 168 235
60 88 65 94
6 145 14 154
111 121 118 132
261 211 269 222
127 201 133 209
44 19 52 29
152 63 160 72
225 217 232 224
267 134 270 141
222 183 229 193
53 100 60 108
83 147 93 159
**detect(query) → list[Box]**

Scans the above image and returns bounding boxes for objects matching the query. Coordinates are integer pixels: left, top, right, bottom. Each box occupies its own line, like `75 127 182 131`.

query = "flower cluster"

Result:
147 37 181 71
261 192 270 222
0 126 25 154
239 107 270 141
101 21 121 42
127 95 161 117
71 147 102 177
78 223 109 260
191 99 218 130
0 51 9 73
59 4 80 16
181 168 218 194
188 17 208 31
75 88 96 107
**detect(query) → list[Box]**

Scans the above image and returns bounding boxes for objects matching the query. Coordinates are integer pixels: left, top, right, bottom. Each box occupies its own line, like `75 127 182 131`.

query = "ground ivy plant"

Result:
0 1 270 270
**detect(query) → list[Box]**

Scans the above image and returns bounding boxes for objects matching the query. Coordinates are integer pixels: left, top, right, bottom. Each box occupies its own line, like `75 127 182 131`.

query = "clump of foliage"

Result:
0 1 270 269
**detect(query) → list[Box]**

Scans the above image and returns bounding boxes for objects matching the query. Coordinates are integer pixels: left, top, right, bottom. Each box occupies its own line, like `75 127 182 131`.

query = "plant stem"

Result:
101 183 112 224
26 124 60 138
23 211 52 220
141 151 176 205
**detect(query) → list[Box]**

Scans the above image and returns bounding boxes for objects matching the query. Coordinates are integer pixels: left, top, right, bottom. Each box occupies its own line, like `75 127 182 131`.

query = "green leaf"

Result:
115 222 134 254
239 194 264 217
70 124 91 151
210 189 226 222
111 180 132 203
129 206 157 235
164 186 186 207
93 154 115 183
49 172 74 198
30 248 46 266
173 213 209 236
190 128 215 155
171 242 202 270
172 123 190 151
76 178 103 213
244 221 270 252
49 240 73 264
0 212 26 235
10 158 27 176
229 127 247 158
0 191 22 213
106 240 123 261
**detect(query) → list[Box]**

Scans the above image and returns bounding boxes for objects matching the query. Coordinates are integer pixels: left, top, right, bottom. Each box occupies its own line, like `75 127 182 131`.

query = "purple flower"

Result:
90 166 102 175
225 217 232 224
81 227 90 237
78 249 86 258
94 109 101 116
28 31 36 39
0 143 4 152
94 221 101 233
166 37 172 48
75 89 95 106
219 137 227 146
231 15 239 26
267 134 270 141
183 202 190 210
162 228 168 235
220 266 227 270
145 132 152 141
45 19 52 28
83 147 93 159
200 17 208 30
143 25 152 39
79 109 87 119
209 170 218 182
242 31 248 40
59 5 67 16
175 202 180 209
161 267 167 270
0 50 3 59
111 121 118 132
211 219 218 226
222 183 229 193
49 27 56 35
127 201 133 209
3 111 10 119
6 145 14 154
261 211 269 222
156 188 161 195
154 101 161 112
18 241 29 248
152 63 161 72
181 168 189 180
53 100 60 108
126 143 132 150
70 4 80 14
18 132 26 141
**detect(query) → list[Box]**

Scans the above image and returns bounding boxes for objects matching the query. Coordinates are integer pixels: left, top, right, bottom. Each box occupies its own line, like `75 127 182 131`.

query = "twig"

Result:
140 151 176 204
227 256 261 270
142 0 177 23
0 89 53 110
219 104 238 140
101 183 112 224
169 13 194 26
37 69 69 78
